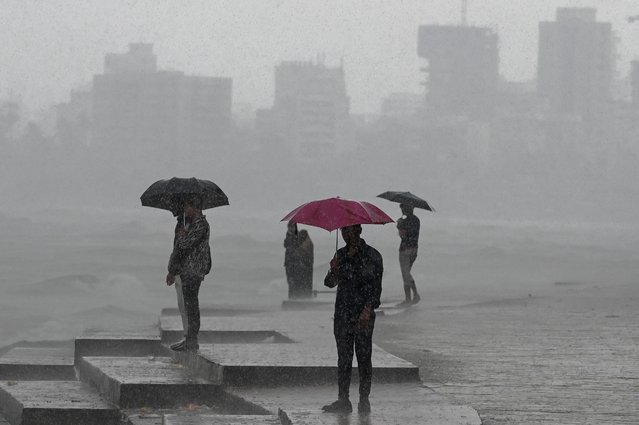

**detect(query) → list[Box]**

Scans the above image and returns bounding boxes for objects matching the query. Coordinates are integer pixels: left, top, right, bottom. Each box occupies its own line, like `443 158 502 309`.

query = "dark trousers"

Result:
334 314 375 400
181 279 202 342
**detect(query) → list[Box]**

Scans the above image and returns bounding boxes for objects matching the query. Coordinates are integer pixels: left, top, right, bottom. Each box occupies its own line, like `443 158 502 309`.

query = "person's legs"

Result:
322 319 354 412
182 279 202 350
171 276 188 350
335 320 355 400
399 250 413 304
355 314 375 413
408 249 420 303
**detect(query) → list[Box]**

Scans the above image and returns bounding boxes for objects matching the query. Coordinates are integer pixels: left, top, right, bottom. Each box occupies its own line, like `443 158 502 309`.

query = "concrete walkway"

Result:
0 305 481 425
235 383 480 425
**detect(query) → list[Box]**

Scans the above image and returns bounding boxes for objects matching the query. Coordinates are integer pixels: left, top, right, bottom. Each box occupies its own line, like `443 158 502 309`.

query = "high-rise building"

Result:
417 25 499 120
538 8 614 116
92 44 232 154
632 61 639 106
104 43 157 75
262 60 350 157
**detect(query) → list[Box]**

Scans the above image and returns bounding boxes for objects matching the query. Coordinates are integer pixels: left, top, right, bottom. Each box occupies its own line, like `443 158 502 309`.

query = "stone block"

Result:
160 316 293 344
0 381 120 425
74 332 166 361
161 307 266 317
0 347 75 380
77 356 221 409
175 343 419 386
162 414 282 424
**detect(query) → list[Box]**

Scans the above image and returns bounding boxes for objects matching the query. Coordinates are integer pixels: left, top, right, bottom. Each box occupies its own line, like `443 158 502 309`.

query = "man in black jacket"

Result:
322 224 383 414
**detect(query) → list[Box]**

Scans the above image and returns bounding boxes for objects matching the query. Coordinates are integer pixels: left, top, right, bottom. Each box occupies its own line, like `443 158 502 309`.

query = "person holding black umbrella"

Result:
141 177 227 351
377 191 432 306
397 203 420 306
166 195 212 351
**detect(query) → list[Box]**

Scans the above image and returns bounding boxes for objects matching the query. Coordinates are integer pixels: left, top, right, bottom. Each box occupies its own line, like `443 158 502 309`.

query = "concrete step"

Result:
126 414 162 425
0 381 120 425
121 394 274 424
160 316 293 344
129 413 283 425
0 347 75 380
75 331 166 361
77 356 221 409
161 307 267 317
172 343 419 386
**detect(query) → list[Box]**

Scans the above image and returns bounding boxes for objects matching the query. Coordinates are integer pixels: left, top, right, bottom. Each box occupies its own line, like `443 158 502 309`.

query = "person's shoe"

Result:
358 397 371 414
322 398 352 413
171 341 187 351
170 339 186 350
411 294 421 305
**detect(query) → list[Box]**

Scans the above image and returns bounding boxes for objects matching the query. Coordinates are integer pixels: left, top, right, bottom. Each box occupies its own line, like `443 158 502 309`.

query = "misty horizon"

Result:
1 1 639 226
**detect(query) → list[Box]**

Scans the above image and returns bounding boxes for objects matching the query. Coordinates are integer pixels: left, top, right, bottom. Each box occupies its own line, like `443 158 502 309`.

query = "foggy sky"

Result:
3 0 638 114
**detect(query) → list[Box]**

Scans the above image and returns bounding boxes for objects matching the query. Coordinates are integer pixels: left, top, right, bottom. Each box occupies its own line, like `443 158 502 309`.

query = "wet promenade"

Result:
0 303 480 425
375 282 639 424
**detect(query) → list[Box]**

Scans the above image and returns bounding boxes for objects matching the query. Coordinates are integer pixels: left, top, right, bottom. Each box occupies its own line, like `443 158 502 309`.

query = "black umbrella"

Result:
377 191 434 212
140 177 229 212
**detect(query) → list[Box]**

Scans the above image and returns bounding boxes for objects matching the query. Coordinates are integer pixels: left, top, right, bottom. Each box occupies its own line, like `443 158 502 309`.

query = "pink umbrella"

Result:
281 197 394 249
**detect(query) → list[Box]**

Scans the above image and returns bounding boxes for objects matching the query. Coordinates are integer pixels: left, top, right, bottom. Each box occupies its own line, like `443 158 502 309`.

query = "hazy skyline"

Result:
2 0 638 114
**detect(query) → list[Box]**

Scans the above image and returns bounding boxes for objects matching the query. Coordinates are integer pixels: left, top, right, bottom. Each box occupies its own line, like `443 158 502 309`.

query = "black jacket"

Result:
168 214 211 281
324 239 383 323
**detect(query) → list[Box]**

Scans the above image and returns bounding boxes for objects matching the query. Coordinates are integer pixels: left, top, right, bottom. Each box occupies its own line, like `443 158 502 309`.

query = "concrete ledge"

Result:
177 343 419 387
0 348 75 380
170 350 224 384
162 330 293 345
163 414 282 424
128 413 282 425
75 332 166 361
160 316 293 344
126 414 163 425
77 356 222 409
161 307 266 316
0 381 119 425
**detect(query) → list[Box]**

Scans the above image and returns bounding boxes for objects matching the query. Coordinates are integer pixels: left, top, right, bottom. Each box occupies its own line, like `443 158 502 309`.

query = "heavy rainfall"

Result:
0 1 638 424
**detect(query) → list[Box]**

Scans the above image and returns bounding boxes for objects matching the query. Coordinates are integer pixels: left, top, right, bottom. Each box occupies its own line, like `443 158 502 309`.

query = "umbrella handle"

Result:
335 231 338 252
